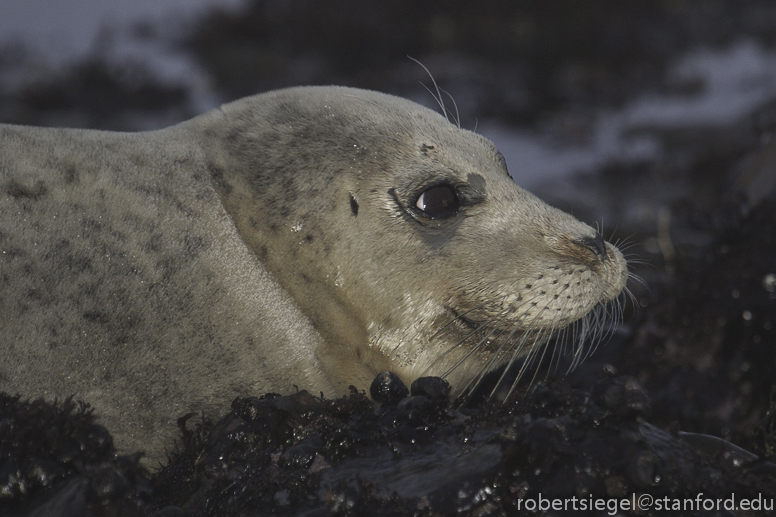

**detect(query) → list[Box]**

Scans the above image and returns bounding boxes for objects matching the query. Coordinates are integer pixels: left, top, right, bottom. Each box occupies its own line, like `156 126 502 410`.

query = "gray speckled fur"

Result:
0 87 627 464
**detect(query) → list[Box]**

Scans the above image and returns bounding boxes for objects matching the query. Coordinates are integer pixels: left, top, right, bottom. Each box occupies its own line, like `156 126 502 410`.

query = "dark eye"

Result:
415 185 460 219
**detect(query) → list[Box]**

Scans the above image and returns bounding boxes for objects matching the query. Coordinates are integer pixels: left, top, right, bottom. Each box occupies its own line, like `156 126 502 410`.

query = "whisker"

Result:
407 56 448 123
627 272 649 290
566 319 584 372
457 325 514 400
419 314 499 376
486 325 531 399
506 328 552 401
551 325 570 374
440 88 461 129
441 314 507 379
505 300 563 393
458 291 551 402
443 257 629 406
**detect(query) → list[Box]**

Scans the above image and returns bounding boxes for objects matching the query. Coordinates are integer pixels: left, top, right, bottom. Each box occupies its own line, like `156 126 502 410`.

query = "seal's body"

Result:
0 87 627 463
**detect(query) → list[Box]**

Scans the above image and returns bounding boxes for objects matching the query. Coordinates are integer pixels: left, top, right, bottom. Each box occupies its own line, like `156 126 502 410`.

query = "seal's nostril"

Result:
577 235 608 260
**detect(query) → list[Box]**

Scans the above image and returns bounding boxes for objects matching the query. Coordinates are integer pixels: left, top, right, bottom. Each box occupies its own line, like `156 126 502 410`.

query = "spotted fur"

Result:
0 87 628 463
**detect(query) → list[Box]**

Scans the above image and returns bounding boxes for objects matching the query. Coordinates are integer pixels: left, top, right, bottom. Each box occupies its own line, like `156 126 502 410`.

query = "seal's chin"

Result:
422 289 628 402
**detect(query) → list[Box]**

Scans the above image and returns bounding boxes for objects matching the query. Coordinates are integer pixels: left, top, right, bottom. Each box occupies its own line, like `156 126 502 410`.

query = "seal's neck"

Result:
195 116 392 392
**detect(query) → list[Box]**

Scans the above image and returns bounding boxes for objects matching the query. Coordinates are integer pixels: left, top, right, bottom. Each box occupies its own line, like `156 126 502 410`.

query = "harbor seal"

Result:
0 86 628 464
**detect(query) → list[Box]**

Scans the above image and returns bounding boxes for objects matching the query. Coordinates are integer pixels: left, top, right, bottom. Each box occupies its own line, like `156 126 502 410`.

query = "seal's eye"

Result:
415 185 460 219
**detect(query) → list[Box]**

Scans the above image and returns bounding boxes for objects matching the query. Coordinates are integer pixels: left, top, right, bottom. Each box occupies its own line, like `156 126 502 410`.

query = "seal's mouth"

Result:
427 283 632 403
447 308 480 330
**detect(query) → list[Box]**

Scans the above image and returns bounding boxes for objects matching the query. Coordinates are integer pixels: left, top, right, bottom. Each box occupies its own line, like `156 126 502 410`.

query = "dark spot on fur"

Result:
183 233 208 257
144 233 162 254
5 180 47 200
282 177 295 194
301 274 311 284
305 234 313 243
157 256 176 281
224 127 241 144
467 173 486 193
209 163 233 195
83 310 110 325
64 165 78 184
420 143 435 155
349 195 359 216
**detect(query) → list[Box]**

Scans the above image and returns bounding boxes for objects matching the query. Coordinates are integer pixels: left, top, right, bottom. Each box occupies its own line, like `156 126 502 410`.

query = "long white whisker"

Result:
420 314 499 376
407 56 448 123
440 88 461 129
440 313 507 379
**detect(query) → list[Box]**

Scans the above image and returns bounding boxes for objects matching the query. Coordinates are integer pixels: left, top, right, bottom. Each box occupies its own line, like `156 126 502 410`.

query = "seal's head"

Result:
201 86 629 397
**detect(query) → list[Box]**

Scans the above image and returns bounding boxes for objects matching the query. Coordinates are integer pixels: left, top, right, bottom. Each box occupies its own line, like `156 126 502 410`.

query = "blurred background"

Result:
2 0 775 452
